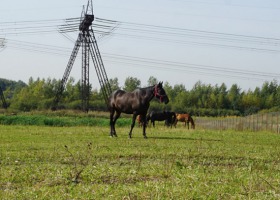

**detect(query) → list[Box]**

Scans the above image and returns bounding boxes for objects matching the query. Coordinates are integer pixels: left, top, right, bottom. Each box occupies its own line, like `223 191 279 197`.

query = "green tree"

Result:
173 91 189 112
217 83 228 109
64 78 81 103
123 77 141 92
227 84 241 111
109 77 120 92
170 84 187 107
147 76 158 86
241 90 259 115
163 82 174 101
260 80 278 109
11 78 46 111
191 81 212 108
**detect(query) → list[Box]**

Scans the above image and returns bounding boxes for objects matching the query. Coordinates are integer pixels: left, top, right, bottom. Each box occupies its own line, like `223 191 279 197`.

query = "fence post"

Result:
278 112 280 134
266 113 268 131
270 113 274 132
256 115 259 131
276 112 279 134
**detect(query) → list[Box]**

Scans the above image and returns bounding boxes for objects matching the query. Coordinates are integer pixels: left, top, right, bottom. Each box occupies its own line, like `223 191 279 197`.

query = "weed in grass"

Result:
63 142 95 184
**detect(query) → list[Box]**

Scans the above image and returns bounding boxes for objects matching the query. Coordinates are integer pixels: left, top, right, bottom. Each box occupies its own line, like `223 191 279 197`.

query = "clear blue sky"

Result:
1 0 280 91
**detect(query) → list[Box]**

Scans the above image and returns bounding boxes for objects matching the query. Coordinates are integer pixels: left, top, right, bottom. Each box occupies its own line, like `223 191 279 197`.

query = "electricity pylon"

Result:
53 0 112 112
0 86 7 109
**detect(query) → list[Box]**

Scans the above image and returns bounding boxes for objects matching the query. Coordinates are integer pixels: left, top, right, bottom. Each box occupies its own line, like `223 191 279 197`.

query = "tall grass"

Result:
0 125 280 199
0 114 131 127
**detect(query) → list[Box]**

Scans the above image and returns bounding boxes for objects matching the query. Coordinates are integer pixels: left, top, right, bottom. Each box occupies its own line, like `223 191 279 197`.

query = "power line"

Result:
1 16 279 82
103 53 280 81
1 17 280 53
5 39 280 82
167 0 280 10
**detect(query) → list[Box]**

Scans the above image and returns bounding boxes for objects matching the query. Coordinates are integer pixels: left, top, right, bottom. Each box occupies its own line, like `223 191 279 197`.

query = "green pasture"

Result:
1 123 280 199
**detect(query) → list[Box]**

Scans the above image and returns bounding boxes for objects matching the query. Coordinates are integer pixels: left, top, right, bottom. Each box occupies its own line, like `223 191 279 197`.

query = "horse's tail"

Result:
189 116 195 129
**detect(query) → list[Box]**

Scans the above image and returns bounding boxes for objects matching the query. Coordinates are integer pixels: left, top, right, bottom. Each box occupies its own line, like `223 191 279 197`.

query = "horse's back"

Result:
149 112 166 121
109 89 127 101
108 90 125 108
108 89 142 114
176 113 189 121
110 89 126 98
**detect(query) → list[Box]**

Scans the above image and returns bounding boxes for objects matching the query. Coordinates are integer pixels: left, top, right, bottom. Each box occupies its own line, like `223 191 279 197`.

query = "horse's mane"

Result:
136 85 155 90
131 85 155 94
114 85 154 95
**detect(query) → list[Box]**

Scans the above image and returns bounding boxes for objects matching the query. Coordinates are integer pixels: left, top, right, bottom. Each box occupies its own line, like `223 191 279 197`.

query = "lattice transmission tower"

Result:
0 38 7 109
0 86 8 109
0 38 6 52
53 0 112 112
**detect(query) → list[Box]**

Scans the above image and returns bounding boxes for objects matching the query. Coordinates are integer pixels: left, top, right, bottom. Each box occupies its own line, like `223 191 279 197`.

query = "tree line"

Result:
1 77 280 116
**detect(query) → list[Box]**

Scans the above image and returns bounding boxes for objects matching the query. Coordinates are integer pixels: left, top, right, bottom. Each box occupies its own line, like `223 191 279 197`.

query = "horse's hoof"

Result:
143 136 148 139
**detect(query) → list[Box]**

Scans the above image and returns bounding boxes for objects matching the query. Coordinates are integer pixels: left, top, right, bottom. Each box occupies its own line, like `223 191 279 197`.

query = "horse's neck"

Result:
142 86 154 102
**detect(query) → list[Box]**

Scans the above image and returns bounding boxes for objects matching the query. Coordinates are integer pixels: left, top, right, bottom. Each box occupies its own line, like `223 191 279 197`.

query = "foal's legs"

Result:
129 113 137 138
142 114 148 139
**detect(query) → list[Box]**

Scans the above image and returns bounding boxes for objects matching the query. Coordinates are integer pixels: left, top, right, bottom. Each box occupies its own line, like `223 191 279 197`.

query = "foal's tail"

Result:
189 116 195 129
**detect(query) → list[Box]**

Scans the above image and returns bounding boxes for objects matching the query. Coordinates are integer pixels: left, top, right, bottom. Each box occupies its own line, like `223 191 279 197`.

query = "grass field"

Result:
1 124 280 199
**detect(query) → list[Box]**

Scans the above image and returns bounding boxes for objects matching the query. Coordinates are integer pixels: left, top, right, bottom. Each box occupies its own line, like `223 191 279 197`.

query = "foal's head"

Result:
154 82 169 104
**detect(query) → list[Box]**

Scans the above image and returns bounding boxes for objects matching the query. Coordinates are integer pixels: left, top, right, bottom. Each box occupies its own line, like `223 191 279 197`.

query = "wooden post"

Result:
276 112 279 134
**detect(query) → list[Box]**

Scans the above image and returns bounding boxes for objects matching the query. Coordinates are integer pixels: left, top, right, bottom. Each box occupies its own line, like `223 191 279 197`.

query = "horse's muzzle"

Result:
164 97 169 104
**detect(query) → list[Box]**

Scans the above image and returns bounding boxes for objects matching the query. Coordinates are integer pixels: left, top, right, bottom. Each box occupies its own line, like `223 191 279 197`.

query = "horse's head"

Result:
154 82 169 104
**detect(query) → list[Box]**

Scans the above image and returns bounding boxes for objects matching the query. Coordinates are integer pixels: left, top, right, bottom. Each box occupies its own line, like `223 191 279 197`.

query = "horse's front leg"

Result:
129 113 137 138
187 121 190 129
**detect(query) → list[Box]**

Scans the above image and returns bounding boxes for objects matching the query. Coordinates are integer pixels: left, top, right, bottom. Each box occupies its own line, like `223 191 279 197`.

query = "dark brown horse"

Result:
108 82 169 138
174 113 195 129
146 111 176 128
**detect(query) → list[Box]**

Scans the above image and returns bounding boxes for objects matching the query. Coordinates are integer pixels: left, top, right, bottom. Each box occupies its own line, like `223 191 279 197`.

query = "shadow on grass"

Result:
148 136 222 142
